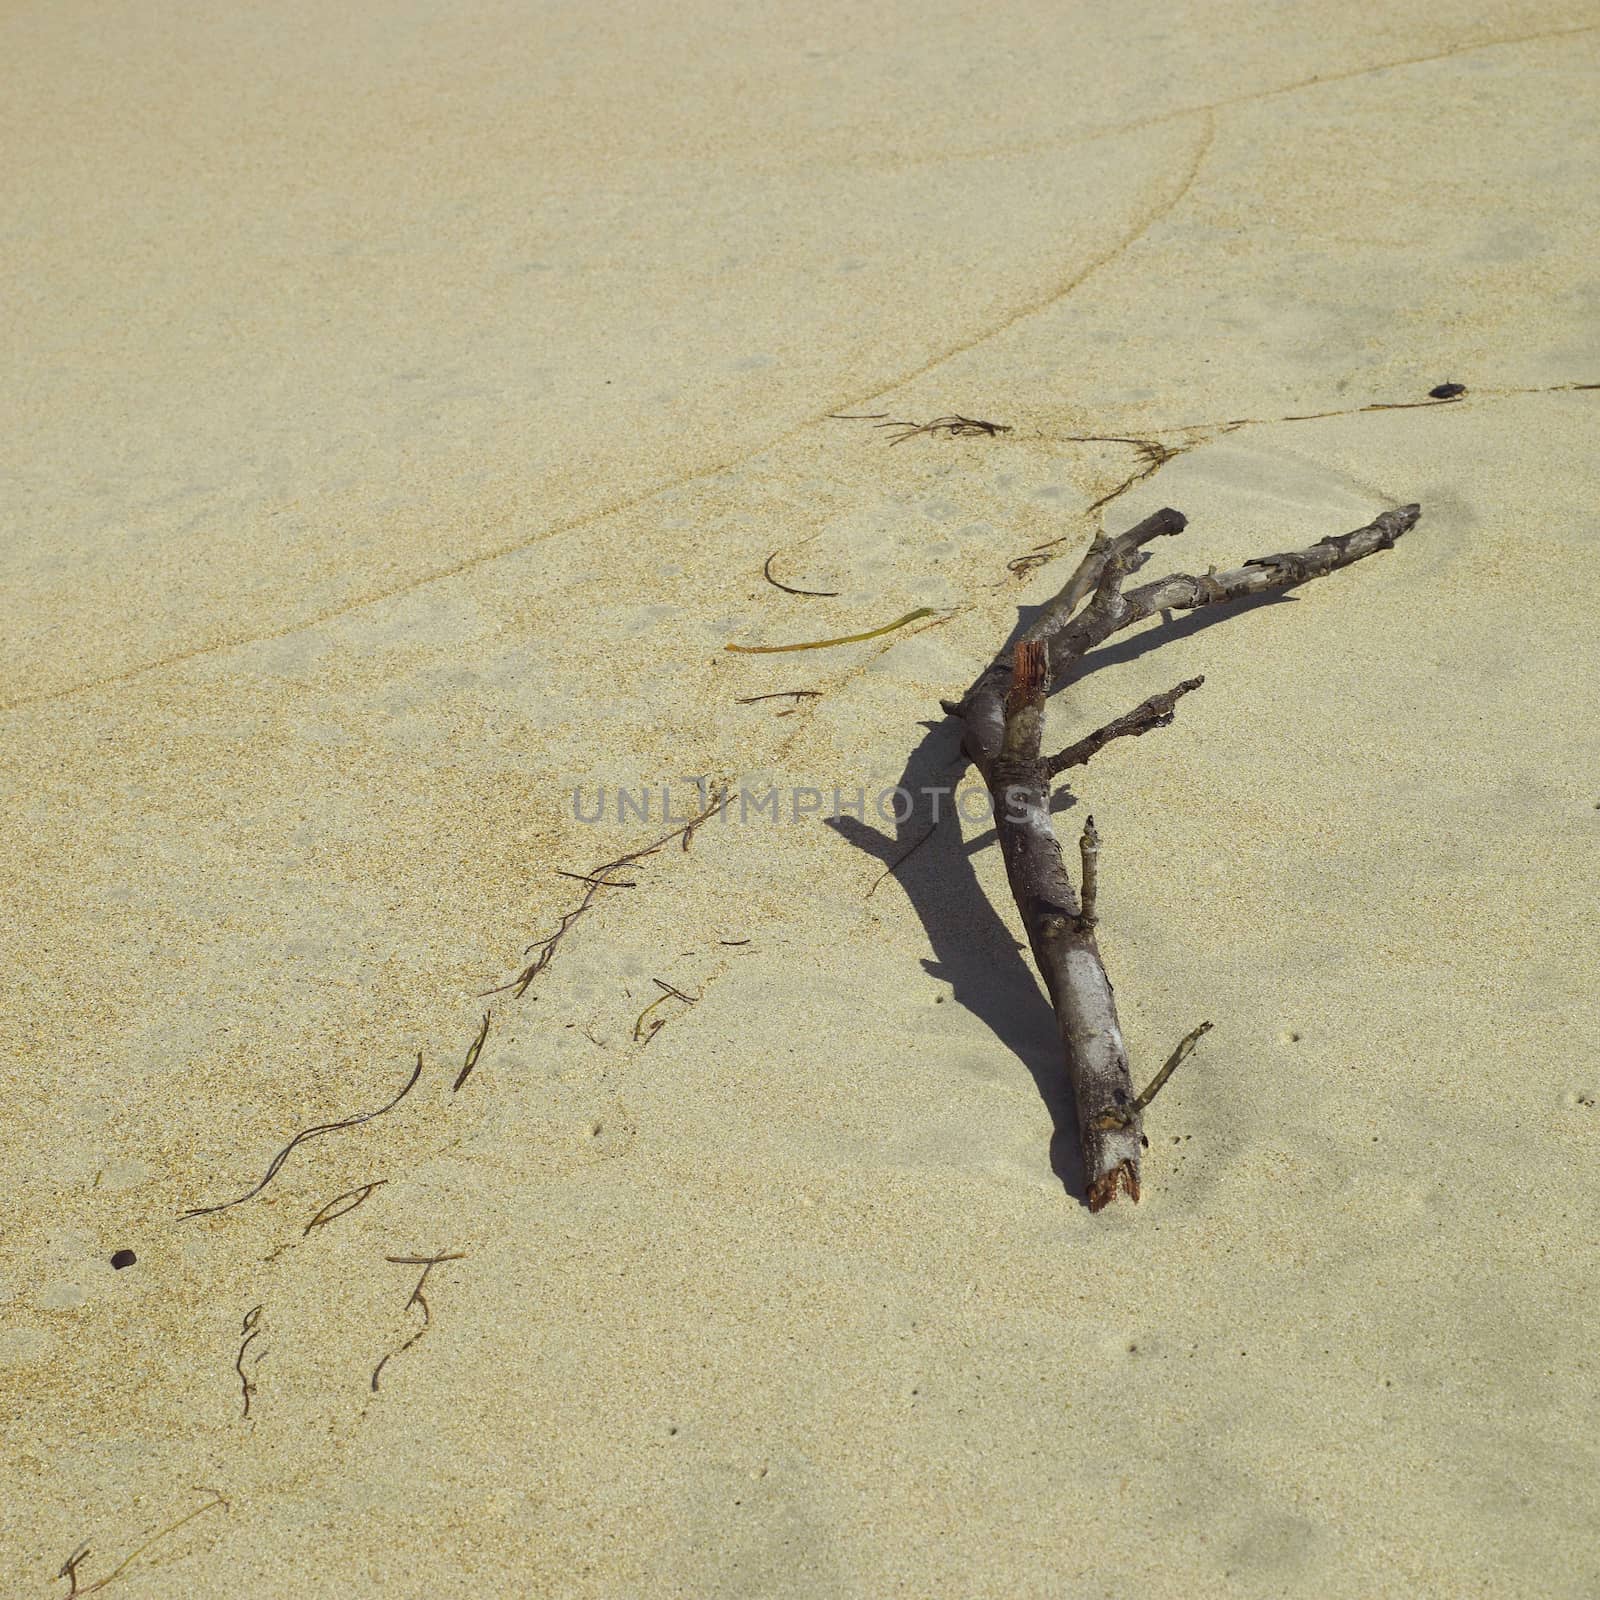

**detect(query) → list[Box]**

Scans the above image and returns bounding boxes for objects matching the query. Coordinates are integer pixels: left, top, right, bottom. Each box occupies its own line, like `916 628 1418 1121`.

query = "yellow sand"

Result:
3 3 1598 1594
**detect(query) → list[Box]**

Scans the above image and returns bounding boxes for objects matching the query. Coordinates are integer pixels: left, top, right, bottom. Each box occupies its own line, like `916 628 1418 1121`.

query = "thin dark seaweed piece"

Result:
303 1179 388 1236
452 1011 492 1093
235 1306 264 1419
371 1253 466 1393
178 1054 424 1220
736 690 822 706
763 551 838 598
487 789 732 998
865 823 938 898
880 413 1012 445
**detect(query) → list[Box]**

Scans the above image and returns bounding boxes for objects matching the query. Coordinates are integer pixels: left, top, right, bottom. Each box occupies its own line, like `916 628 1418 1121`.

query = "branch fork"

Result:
948 503 1420 1209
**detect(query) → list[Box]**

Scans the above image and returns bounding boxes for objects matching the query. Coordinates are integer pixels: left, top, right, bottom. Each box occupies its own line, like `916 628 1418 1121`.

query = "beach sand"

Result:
3 2 1598 1594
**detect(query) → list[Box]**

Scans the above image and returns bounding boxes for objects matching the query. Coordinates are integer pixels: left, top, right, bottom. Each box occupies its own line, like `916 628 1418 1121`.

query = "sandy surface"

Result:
4 2 1599 1594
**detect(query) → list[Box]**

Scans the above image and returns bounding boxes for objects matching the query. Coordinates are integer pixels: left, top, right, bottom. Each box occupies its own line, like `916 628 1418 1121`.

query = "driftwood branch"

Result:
948 503 1420 1210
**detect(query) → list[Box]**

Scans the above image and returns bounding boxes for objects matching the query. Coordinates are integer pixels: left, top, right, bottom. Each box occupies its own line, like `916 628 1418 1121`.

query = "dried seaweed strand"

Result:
303 1179 388 1235
234 1306 263 1420
1134 1020 1213 1112
488 789 732 999
763 551 838 598
881 413 1012 445
452 1010 493 1093
828 410 1010 443
1008 438 1184 576
59 1489 230 1597
726 607 940 654
370 1253 466 1393
633 977 699 1043
178 1053 424 1220
865 822 938 898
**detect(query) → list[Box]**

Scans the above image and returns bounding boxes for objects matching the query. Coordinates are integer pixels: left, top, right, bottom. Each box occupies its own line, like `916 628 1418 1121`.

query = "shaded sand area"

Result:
3 2 1599 1594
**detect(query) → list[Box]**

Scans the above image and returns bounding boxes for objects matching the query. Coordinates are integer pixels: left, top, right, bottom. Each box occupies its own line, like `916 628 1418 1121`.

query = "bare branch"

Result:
942 509 1189 748
1122 503 1419 624
1040 504 1420 684
988 644 1141 1210
1044 676 1205 777
1024 507 1188 648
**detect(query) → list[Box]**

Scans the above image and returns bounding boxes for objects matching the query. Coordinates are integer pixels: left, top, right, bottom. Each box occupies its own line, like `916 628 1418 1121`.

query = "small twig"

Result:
452 1010 493 1093
1135 1021 1213 1113
553 868 638 887
763 551 838 598
179 1054 423 1220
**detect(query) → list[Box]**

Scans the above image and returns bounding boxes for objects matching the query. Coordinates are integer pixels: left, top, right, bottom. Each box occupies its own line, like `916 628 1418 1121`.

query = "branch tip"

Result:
1134 1020 1213 1114
1043 675 1207 777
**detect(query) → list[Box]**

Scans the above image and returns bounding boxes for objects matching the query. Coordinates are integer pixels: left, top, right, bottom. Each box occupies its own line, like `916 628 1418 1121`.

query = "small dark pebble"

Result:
1429 382 1467 399
110 1249 137 1269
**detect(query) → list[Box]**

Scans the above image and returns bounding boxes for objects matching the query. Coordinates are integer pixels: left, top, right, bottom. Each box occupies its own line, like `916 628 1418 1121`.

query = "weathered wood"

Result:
948 504 1420 1209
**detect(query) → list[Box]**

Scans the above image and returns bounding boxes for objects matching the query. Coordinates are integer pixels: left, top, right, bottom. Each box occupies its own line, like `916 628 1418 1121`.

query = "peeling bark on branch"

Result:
948 504 1420 1209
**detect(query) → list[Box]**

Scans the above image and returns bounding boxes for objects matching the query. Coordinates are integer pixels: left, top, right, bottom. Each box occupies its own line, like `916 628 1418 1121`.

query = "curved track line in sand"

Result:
7 21 1593 713
852 20 1600 178
4 119 1214 714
